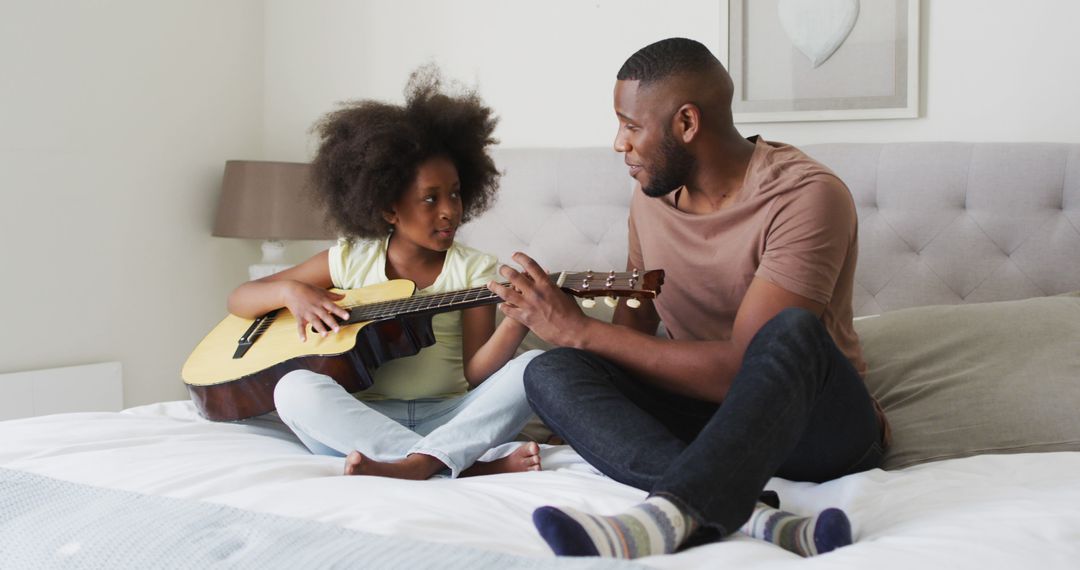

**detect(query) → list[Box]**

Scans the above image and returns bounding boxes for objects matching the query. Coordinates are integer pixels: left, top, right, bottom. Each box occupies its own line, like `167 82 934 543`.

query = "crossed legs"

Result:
524 308 882 557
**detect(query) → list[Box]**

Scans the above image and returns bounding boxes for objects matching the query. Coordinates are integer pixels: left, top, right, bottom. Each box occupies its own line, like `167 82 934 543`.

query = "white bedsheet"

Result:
2 401 1078 569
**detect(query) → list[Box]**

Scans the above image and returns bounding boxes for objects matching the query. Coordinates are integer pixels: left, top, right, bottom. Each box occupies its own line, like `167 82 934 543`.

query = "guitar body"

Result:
183 280 436 421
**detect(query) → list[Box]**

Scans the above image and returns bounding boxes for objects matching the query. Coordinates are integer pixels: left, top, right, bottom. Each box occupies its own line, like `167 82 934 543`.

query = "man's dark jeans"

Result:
523 308 883 538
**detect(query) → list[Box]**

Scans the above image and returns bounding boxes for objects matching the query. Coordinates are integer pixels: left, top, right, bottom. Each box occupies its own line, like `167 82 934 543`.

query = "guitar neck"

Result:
339 268 663 325
343 284 502 324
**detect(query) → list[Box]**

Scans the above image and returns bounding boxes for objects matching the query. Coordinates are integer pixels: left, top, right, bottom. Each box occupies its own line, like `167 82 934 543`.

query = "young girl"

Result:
227 67 542 480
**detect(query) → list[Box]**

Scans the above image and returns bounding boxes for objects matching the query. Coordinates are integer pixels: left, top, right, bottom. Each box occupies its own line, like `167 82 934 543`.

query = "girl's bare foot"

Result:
462 442 542 477
344 451 446 480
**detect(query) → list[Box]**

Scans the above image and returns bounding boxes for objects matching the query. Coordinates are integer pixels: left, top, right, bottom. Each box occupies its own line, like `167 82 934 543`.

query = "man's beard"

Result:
641 131 695 198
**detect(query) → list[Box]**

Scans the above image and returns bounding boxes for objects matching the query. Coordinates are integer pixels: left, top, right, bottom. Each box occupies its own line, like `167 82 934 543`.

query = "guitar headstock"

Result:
552 269 664 309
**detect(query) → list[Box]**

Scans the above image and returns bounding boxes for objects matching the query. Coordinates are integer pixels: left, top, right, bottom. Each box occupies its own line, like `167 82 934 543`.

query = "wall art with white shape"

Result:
727 0 918 122
778 0 859 68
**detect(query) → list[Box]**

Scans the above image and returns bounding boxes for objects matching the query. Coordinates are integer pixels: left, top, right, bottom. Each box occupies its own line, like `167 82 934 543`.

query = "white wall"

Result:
0 1 264 406
263 0 724 159
263 0 1080 159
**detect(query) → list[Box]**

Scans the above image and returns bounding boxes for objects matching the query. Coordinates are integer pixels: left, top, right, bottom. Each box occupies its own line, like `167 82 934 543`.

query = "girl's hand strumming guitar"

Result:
280 281 350 341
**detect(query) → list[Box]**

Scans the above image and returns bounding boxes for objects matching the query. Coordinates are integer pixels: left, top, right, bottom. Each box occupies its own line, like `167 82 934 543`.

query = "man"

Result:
487 38 888 558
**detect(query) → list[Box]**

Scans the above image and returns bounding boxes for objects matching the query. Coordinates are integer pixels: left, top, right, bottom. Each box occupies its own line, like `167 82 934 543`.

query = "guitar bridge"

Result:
233 310 280 359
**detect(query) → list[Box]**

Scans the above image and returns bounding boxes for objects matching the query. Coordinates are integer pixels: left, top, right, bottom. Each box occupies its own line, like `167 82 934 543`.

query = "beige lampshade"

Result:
212 160 335 240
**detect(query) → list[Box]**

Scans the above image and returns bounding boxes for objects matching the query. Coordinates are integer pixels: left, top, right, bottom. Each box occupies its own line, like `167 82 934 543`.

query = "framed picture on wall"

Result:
726 0 919 123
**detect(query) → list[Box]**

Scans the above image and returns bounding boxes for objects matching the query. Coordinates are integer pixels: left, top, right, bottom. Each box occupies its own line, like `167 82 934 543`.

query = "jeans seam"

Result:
673 384 801 529
651 335 818 532
278 416 348 457
525 392 658 489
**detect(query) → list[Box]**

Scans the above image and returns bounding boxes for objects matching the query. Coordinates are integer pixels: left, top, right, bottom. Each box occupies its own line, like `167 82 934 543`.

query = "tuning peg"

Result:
604 296 618 308
626 298 642 309
581 298 596 308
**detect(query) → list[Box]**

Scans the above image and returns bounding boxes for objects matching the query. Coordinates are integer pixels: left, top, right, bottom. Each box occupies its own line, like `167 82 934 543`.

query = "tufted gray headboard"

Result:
458 143 1080 316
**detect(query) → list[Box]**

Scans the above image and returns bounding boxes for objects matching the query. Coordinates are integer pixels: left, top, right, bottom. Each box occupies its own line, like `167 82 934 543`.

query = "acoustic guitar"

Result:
182 269 664 421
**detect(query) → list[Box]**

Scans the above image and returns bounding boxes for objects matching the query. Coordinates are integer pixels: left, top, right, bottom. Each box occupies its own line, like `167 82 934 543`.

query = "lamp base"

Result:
249 240 292 280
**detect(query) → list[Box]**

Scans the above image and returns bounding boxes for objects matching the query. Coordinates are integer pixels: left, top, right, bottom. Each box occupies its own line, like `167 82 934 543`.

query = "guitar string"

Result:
343 275 647 321
250 275 651 343
363 275 646 311
260 273 649 327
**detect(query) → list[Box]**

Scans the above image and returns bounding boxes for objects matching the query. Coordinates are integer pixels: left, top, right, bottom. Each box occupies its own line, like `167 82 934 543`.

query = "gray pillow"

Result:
855 292 1080 470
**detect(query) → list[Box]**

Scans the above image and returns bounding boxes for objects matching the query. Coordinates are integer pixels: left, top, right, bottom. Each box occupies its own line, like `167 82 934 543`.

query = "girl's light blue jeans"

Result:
274 350 543 478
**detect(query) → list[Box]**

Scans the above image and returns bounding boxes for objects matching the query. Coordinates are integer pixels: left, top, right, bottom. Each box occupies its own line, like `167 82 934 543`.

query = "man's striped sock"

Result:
532 496 697 558
740 502 852 556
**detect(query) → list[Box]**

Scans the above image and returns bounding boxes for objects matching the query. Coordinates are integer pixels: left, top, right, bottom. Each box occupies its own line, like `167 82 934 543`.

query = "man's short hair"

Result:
617 38 722 85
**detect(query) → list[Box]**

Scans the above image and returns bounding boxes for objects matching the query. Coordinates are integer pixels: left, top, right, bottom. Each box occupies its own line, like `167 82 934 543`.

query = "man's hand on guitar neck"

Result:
488 252 590 349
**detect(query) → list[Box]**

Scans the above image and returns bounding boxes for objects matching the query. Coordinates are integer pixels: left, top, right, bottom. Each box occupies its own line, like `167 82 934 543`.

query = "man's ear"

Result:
672 103 701 144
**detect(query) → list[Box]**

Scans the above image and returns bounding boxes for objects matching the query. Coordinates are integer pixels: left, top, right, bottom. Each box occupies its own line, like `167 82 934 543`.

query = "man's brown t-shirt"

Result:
628 136 869 389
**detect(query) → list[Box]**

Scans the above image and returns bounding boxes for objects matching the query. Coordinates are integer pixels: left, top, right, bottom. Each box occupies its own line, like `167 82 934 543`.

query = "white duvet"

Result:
1 401 1078 569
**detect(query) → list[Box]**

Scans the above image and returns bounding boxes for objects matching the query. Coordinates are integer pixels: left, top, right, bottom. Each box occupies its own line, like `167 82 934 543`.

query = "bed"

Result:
3 142 1080 569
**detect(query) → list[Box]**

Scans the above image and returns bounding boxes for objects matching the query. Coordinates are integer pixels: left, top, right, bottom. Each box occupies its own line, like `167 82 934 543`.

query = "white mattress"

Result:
1 401 1078 569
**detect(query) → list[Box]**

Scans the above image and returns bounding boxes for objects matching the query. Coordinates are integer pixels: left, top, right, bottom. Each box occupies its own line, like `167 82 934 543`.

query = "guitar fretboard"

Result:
338 269 660 325
345 284 503 323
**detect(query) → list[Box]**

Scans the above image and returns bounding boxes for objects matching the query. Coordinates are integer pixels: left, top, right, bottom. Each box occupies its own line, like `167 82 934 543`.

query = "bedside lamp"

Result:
212 160 336 280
